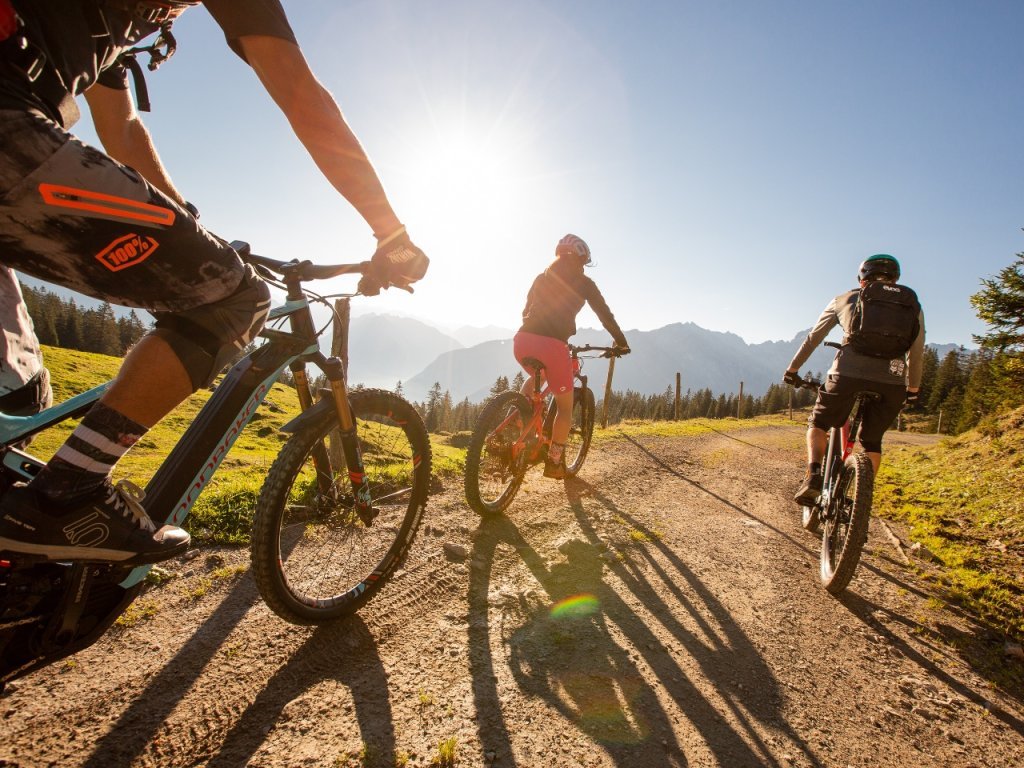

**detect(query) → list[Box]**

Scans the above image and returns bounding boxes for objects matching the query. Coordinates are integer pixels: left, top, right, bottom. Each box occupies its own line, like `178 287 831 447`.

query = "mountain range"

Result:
343 314 960 404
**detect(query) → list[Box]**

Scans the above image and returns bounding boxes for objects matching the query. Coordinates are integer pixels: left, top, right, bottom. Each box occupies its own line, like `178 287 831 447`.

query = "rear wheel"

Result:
251 389 430 624
820 453 873 594
564 386 595 477
465 391 532 516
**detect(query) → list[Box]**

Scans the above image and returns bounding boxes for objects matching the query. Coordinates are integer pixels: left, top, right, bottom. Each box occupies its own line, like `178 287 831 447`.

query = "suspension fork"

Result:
322 356 374 521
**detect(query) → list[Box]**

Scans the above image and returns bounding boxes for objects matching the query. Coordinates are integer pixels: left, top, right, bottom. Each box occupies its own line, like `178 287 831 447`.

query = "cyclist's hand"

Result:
905 389 920 406
614 344 631 357
783 370 802 387
358 227 429 296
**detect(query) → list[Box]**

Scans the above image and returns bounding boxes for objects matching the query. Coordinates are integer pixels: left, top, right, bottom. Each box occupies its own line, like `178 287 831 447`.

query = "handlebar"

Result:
569 344 625 359
233 241 369 283
792 375 821 391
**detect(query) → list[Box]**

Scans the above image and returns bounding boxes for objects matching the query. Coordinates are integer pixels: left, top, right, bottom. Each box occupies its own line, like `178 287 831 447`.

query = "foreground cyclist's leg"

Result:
0 112 268 563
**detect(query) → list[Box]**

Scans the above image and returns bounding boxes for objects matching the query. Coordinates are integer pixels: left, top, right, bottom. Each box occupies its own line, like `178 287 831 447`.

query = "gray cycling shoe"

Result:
793 471 823 506
0 480 190 565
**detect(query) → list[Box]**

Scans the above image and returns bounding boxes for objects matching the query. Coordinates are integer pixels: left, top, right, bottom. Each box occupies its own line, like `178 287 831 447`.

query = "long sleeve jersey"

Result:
788 288 926 388
519 263 627 348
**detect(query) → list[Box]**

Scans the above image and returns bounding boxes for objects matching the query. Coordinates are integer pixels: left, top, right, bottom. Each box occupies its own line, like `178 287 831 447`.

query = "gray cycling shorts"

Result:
0 109 270 390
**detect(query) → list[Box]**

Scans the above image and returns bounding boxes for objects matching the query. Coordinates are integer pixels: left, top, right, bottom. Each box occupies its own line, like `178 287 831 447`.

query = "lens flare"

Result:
549 593 600 620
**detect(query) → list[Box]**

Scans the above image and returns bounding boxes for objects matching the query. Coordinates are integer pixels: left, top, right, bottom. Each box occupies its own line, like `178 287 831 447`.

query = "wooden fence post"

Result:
674 372 681 420
600 356 616 429
737 381 744 419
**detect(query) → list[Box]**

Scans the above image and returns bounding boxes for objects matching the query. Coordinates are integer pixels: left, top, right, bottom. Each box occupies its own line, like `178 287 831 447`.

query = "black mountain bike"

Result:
792 367 877 594
464 344 619 516
0 243 431 688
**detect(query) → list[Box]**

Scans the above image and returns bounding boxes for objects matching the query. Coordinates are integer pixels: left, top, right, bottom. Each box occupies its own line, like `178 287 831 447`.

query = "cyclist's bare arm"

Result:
238 35 402 239
83 83 186 205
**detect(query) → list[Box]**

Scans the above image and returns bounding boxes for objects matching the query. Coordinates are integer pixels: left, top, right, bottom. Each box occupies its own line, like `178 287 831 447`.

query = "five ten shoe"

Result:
0 480 190 564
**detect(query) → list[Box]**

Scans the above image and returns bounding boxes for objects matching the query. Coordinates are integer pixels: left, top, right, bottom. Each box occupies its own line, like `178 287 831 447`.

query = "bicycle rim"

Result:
820 453 873 594
251 389 430 624
564 386 595 476
465 391 531 515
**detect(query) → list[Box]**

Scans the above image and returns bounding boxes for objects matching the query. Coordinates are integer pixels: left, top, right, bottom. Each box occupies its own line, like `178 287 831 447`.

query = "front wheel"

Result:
251 389 431 625
564 386 595 477
820 452 873 594
465 391 532 516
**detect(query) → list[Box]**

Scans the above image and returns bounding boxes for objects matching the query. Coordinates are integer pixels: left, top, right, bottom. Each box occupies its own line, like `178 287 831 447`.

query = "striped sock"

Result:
30 402 146 502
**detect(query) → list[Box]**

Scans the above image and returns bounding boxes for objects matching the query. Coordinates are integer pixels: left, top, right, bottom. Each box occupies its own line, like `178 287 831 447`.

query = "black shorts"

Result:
809 374 907 453
0 108 270 388
0 109 245 311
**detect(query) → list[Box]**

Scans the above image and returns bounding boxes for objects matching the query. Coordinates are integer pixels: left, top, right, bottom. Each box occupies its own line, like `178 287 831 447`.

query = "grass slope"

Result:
31 346 301 544
876 407 1024 640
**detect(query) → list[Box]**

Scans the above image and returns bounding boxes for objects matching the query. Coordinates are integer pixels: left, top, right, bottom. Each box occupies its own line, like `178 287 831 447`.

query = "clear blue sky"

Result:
70 0 1024 347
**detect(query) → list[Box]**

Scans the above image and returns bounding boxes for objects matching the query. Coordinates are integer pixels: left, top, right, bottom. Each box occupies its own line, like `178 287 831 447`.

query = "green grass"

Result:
594 413 799 443
875 406 1024 640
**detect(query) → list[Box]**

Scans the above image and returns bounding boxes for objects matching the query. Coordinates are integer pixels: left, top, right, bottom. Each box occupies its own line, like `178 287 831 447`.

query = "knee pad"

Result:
152 266 271 390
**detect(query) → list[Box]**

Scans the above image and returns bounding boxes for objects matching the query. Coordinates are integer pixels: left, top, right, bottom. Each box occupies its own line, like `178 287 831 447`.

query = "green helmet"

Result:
858 254 900 282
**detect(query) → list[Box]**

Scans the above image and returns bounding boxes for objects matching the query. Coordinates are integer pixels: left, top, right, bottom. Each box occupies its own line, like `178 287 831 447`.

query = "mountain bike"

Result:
0 242 431 688
464 344 620 516
791 369 877 594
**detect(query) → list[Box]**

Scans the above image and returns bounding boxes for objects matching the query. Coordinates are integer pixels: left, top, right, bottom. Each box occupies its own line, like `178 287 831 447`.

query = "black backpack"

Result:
846 282 921 359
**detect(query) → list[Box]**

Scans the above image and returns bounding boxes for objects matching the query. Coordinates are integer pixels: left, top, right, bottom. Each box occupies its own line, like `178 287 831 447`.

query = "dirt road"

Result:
2 424 1021 767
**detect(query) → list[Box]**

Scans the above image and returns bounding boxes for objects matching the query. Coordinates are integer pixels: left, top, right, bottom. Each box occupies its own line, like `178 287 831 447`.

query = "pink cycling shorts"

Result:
513 331 576 394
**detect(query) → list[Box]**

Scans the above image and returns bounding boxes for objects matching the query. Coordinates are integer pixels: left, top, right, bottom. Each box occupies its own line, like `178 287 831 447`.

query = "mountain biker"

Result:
514 234 630 480
784 254 924 506
0 1 428 565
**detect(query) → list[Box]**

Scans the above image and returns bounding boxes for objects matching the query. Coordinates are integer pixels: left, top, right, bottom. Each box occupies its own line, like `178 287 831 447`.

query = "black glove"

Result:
613 344 631 357
905 389 920 406
783 370 802 387
358 227 429 296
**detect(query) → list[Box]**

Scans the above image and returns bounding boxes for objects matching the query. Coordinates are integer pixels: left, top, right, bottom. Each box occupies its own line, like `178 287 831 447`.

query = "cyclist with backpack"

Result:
784 254 925 506
0 1 428 564
514 234 630 480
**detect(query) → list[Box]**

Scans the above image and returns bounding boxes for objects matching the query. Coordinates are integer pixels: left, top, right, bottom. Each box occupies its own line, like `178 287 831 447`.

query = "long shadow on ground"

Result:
468 458 819 768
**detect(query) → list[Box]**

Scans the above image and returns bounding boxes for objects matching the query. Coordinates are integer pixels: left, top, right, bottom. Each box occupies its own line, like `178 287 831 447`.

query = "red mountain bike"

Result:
464 344 620 516
792 372 878 594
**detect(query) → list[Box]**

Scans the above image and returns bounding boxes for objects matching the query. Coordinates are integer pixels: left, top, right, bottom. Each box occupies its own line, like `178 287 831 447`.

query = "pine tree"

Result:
489 375 510 397
926 349 964 414
971 252 1024 408
955 350 996 433
917 346 939 412
424 382 443 432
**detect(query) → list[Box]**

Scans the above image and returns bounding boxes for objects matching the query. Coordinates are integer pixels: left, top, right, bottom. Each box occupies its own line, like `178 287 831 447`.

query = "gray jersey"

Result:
788 288 926 388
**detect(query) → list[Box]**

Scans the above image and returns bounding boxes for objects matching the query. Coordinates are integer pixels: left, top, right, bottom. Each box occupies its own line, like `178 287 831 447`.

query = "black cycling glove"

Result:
358 227 429 296
783 370 802 387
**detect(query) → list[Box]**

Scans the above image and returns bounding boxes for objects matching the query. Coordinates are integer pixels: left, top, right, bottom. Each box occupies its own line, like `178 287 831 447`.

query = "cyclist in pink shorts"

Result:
513 234 630 479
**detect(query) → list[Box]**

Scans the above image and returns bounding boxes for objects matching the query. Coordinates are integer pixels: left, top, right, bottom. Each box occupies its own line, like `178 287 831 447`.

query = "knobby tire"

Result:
564 386 595 477
251 389 430 624
820 452 873 594
465 391 532 516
